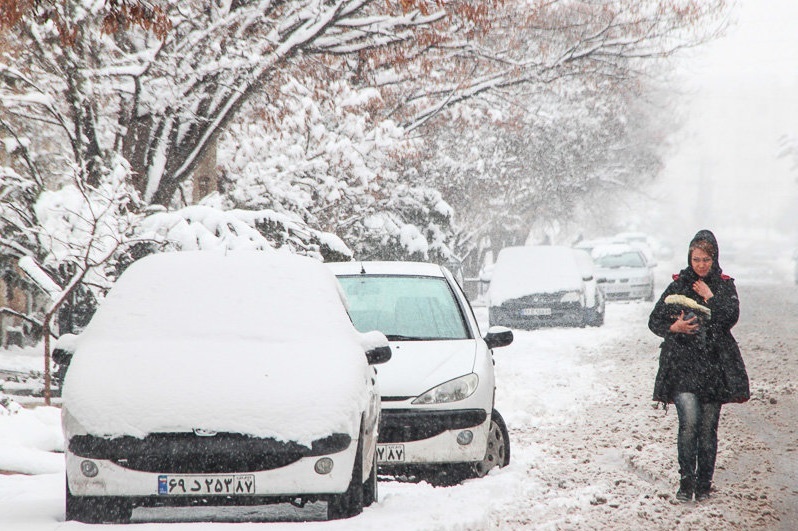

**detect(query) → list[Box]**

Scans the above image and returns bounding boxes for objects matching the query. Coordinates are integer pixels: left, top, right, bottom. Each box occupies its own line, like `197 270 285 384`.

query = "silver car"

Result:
591 243 655 302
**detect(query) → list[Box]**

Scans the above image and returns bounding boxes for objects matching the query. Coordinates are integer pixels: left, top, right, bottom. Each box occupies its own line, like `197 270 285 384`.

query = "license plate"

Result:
157 474 256 496
521 307 551 316
376 444 405 463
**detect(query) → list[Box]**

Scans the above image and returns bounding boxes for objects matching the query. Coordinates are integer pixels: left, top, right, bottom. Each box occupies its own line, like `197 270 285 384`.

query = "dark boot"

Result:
676 475 694 502
695 481 711 502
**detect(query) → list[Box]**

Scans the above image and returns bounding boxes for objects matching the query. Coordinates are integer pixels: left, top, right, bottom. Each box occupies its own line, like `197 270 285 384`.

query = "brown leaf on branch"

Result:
0 0 32 29
101 0 172 40
0 0 172 41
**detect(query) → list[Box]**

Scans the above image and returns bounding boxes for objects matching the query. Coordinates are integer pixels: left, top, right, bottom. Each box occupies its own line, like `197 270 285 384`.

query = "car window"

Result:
337 275 469 340
594 251 645 268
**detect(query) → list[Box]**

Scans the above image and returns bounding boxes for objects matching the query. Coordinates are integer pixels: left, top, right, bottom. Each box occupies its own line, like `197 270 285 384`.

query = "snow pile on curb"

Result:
0 394 63 475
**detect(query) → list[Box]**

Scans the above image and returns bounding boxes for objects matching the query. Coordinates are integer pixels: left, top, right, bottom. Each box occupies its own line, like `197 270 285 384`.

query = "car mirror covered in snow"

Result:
484 326 513 350
365 345 392 365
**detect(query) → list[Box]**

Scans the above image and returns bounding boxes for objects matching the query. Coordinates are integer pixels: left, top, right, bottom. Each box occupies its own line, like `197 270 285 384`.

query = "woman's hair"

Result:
690 239 716 259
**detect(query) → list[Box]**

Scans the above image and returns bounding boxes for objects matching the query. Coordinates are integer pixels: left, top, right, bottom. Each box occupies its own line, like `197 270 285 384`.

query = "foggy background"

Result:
645 0 798 265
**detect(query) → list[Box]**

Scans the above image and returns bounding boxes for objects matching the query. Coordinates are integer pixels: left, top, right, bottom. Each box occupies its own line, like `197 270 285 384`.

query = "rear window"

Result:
594 251 646 268
337 276 469 340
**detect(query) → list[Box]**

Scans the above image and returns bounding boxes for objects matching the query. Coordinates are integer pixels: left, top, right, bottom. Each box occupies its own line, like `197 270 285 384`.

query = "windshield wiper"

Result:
385 334 428 341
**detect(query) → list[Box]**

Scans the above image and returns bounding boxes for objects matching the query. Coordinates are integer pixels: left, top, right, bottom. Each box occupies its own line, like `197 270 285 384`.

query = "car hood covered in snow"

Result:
377 340 477 398
62 250 371 446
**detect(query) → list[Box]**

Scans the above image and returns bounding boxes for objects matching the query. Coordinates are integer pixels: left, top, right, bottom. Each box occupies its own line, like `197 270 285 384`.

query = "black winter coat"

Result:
648 265 750 405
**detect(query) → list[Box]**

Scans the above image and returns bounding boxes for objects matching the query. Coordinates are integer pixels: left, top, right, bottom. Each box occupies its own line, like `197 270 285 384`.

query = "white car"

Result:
328 261 513 485
614 231 659 267
59 250 389 523
487 245 592 329
591 243 655 301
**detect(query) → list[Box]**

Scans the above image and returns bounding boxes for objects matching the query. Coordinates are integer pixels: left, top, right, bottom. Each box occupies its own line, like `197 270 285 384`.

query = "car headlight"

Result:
412 373 479 404
560 291 582 303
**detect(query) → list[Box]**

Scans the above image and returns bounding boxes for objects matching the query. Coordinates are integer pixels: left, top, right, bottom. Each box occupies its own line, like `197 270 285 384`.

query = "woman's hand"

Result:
670 311 699 334
692 279 713 302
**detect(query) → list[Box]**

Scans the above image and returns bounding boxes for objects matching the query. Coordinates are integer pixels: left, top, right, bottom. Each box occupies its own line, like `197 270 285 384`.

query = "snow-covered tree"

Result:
211 1 728 269
0 1 448 332
368 0 729 273
216 70 455 262
1 0 443 203
1 0 731 282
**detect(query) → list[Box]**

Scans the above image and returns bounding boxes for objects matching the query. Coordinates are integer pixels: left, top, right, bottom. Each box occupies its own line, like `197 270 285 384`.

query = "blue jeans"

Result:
673 392 721 490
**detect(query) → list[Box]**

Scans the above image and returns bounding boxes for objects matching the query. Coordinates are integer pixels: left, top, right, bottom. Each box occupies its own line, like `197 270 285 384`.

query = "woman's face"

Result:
690 247 713 278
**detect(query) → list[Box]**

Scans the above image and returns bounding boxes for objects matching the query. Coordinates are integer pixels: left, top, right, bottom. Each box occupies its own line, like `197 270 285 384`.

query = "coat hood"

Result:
684 229 724 280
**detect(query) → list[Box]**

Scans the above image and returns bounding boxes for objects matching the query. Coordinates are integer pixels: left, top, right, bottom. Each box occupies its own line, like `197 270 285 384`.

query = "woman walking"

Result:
648 229 750 502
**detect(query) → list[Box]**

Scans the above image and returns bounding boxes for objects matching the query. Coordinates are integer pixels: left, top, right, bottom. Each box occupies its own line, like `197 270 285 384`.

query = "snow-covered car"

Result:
328 261 513 485
573 236 624 255
60 250 390 523
591 243 655 302
613 231 658 266
487 245 591 329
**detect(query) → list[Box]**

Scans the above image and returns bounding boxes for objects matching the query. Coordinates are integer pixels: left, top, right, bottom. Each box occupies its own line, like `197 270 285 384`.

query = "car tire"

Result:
362 447 378 507
328 427 365 520
424 410 512 487
66 478 132 524
586 308 604 327
473 409 511 477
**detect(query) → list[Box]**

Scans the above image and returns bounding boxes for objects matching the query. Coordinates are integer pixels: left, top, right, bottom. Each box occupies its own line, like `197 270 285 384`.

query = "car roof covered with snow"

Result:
63 250 372 445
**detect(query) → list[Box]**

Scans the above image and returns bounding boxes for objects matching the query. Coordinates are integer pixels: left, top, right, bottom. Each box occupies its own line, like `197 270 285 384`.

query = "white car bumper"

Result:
377 414 490 465
66 444 357 499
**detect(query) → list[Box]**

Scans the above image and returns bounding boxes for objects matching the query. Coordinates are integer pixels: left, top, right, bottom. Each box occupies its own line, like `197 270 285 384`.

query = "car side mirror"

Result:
484 326 513 349
52 347 73 367
366 345 392 365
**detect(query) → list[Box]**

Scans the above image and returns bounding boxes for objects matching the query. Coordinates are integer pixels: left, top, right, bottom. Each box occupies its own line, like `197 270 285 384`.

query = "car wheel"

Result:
473 409 511 477
586 308 604 327
424 410 512 487
66 478 132 524
328 427 365 520
362 447 378 507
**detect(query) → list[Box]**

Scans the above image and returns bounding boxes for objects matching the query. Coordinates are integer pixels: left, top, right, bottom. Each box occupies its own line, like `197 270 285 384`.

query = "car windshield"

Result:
337 275 469 340
594 251 645 268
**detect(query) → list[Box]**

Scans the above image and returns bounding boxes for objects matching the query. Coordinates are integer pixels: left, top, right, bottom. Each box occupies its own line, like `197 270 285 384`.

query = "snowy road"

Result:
1 268 796 530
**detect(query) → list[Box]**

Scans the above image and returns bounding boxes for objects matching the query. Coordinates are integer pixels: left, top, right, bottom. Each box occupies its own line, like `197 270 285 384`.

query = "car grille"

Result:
379 409 487 443
68 432 351 473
